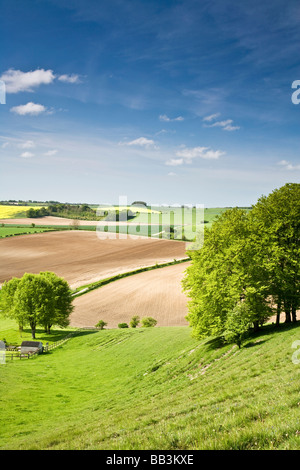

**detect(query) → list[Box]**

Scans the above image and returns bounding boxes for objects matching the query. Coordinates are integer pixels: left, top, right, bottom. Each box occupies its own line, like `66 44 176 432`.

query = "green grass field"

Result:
0 226 60 238
0 320 299 450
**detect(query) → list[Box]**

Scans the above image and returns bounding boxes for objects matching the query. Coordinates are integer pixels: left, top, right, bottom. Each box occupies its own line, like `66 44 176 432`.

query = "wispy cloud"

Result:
277 160 300 171
159 114 184 122
166 146 225 166
18 140 35 149
10 102 47 116
203 114 240 131
202 113 221 122
58 74 81 84
20 151 35 158
165 158 184 166
121 137 156 148
44 149 58 156
176 146 225 161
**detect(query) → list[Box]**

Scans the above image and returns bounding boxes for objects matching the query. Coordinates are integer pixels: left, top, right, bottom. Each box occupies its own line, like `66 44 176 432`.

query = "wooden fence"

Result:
4 331 76 361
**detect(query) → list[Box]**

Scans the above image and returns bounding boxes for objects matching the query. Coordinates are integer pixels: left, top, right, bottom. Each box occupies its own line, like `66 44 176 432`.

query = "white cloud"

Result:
176 146 224 161
167 172 177 176
159 114 184 122
277 160 300 170
20 151 35 158
0 68 82 94
122 137 156 148
10 102 47 116
223 124 240 131
165 158 184 166
58 74 81 84
18 140 35 149
203 114 240 131
1 68 55 93
1 142 9 149
166 146 225 166
44 149 58 156
203 113 221 122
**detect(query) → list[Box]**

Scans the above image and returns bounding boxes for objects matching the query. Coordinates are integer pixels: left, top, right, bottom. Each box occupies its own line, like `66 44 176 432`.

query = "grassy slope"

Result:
0 323 300 450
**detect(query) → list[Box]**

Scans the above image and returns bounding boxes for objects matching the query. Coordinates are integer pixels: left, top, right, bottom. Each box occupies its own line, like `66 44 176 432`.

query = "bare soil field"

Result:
70 262 191 328
0 230 188 289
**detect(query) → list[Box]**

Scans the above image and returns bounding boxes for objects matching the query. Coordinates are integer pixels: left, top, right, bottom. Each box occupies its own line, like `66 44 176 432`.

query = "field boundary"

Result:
4 330 82 361
71 257 191 299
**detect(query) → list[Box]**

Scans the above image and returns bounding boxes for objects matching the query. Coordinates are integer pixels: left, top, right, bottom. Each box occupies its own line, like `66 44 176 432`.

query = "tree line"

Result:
27 203 100 220
182 183 300 345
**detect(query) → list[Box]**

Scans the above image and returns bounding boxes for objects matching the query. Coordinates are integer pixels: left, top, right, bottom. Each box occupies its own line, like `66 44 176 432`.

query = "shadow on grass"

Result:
198 321 300 351
19 327 100 344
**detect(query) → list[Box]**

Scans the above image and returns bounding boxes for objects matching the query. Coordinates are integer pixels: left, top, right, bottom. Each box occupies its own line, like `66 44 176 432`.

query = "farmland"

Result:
2 202 298 452
71 261 190 328
0 230 188 289
0 205 45 219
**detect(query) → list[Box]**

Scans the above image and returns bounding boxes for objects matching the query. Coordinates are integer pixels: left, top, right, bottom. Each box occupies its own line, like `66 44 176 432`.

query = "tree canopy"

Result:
0 272 74 338
182 183 300 341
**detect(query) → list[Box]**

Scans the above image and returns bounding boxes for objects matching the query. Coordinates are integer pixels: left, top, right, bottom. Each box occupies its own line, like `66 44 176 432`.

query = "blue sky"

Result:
0 0 299 207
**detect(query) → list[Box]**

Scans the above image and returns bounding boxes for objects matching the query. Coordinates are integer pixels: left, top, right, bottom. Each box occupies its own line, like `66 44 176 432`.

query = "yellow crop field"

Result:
0 205 43 219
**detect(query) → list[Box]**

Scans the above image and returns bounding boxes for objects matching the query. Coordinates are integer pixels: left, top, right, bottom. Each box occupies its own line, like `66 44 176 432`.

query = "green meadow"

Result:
0 321 300 450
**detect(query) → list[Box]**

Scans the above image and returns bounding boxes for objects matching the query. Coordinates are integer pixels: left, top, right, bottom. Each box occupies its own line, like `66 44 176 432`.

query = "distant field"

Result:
0 208 232 243
0 226 57 238
0 205 44 219
0 230 188 288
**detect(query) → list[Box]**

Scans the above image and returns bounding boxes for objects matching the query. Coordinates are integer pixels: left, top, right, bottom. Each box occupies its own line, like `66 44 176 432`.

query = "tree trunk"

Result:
292 305 297 323
276 300 281 327
285 308 292 323
30 322 36 339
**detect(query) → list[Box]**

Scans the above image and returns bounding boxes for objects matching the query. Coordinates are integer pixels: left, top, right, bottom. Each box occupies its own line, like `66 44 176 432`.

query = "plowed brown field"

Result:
70 262 190 328
0 230 188 289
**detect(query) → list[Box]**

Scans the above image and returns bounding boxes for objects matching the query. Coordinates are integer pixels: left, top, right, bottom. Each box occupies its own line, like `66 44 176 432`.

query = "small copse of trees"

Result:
183 183 300 346
0 272 74 339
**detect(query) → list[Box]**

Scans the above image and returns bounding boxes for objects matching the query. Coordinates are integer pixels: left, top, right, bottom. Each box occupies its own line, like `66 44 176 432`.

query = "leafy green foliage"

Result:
141 317 157 327
118 323 129 328
0 272 73 338
27 203 101 220
95 320 107 329
223 303 252 348
183 183 300 339
129 315 140 328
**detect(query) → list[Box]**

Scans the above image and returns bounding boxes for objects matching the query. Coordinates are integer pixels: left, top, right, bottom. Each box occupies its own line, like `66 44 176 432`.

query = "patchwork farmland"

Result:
0 229 190 327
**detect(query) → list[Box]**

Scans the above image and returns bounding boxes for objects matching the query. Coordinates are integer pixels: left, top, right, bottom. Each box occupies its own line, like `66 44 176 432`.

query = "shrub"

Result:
95 320 107 330
118 323 129 329
129 315 140 328
141 317 157 328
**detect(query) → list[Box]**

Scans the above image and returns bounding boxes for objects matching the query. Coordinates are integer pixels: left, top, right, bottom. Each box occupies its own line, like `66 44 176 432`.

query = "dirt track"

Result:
70 262 190 328
0 230 188 289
